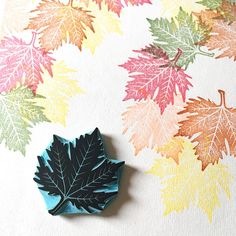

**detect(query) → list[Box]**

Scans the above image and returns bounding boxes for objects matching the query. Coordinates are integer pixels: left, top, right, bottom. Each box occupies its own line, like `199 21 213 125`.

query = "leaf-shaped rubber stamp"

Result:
177 90 236 170
27 0 94 51
34 128 125 215
120 45 192 113
0 32 54 93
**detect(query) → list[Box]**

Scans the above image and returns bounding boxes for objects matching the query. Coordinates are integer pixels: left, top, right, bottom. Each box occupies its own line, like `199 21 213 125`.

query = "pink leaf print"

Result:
120 45 192 114
0 32 55 93
93 0 151 16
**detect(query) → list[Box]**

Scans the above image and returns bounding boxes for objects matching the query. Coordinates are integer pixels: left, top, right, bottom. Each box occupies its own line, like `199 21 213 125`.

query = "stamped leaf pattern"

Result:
176 90 236 170
147 138 233 222
196 10 236 60
27 0 95 51
0 87 48 154
0 32 54 93
148 8 212 68
120 46 192 113
36 61 82 126
122 96 187 155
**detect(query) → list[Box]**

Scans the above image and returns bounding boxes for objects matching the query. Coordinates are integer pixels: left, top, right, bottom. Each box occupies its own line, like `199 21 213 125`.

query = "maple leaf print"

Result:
147 139 233 222
120 45 192 113
122 96 187 155
176 90 236 170
27 0 94 51
91 0 151 16
200 15 236 60
0 32 54 93
78 1 122 53
36 61 82 126
0 87 49 154
148 8 213 68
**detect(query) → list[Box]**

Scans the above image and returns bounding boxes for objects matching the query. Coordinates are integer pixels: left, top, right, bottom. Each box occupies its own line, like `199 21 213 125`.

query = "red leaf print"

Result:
120 46 192 114
0 32 55 93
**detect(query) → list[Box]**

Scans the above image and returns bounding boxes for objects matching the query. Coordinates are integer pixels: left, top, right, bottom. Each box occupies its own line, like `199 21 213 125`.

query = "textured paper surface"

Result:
0 0 236 235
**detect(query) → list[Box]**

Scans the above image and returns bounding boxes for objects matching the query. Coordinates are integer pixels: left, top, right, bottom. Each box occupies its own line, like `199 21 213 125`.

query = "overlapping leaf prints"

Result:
147 138 233 222
121 2 236 221
26 0 151 51
0 0 150 154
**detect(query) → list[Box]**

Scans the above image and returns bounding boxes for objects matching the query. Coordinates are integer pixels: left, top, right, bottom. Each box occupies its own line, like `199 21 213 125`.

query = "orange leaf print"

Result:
218 0 236 22
194 10 220 28
27 0 94 51
176 90 236 170
122 96 186 155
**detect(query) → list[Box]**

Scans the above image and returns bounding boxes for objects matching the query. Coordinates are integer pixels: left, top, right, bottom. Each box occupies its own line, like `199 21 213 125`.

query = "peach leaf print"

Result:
27 0 95 51
120 46 192 114
177 90 236 170
122 96 187 155
0 32 54 93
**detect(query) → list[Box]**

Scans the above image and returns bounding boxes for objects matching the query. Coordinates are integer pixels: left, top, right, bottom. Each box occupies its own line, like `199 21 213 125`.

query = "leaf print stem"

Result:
28 31 37 47
218 89 227 108
197 47 214 57
171 48 183 67
49 197 67 215
68 0 73 6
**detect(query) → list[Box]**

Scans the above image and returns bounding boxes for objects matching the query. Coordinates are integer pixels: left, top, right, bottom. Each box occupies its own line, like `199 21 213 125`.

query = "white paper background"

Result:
0 1 236 235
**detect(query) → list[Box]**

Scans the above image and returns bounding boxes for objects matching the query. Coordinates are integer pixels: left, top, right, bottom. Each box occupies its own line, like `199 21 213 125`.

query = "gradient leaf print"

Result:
120 46 192 113
0 32 54 93
148 8 212 68
176 90 236 170
91 0 151 16
79 1 122 53
27 0 94 51
36 61 82 126
196 9 236 60
122 96 187 155
0 87 49 154
147 138 233 222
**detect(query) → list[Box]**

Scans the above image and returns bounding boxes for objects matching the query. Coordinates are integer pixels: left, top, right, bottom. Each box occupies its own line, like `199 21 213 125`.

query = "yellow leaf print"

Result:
147 138 233 222
77 1 122 53
160 0 206 18
36 61 82 126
